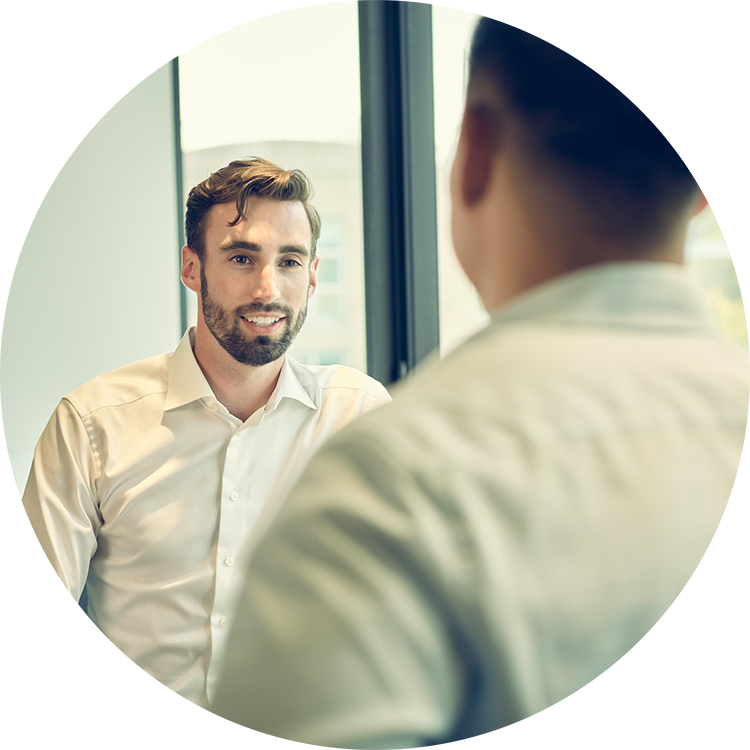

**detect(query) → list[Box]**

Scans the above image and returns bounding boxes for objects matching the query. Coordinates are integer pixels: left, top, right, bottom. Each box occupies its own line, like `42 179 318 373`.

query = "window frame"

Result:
358 0 440 385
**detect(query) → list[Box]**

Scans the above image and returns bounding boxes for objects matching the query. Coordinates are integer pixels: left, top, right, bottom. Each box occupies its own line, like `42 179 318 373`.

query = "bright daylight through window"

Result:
179 0 367 371
432 5 488 355
685 203 750 348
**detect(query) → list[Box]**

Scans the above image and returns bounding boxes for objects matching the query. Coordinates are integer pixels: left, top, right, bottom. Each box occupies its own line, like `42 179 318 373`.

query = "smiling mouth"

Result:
241 315 284 326
240 314 286 333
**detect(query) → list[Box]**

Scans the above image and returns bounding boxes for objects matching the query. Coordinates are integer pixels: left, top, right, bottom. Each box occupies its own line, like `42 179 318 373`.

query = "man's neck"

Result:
477 181 689 314
192 323 284 422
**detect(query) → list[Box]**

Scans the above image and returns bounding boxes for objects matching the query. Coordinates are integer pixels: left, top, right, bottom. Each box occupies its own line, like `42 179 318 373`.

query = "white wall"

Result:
1 63 182 492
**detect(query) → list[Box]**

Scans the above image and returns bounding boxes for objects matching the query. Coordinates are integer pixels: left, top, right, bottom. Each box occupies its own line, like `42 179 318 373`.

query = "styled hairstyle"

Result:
185 157 322 260
469 19 699 246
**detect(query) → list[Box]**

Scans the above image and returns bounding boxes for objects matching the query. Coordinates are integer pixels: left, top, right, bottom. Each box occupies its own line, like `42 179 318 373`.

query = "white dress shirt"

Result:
22 328 390 707
213 262 749 747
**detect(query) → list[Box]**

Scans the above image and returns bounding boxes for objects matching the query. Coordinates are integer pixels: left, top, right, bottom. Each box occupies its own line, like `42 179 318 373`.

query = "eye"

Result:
280 258 303 268
230 254 252 265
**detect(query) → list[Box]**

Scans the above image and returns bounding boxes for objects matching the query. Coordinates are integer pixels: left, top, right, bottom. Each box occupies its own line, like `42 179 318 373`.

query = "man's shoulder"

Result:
332 318 750 451
288 358 389 402
411 318 749 397
65 351 172 418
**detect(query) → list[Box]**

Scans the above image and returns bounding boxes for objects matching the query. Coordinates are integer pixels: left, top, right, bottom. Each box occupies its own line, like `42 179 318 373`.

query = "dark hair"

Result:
185 157 321 260
469 18 699 245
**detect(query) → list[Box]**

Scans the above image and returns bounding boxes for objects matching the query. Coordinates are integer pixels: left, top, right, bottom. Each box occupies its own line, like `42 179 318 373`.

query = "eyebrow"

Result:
218 240 309 257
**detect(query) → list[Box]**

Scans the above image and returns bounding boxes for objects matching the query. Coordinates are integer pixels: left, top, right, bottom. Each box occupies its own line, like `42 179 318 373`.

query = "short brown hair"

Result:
186 157 322 260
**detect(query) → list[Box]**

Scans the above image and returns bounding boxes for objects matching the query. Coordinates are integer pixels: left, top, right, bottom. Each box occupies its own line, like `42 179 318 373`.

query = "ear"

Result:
181 246 201 293
457 103 500 207
307 255 320 300
691 191 708 218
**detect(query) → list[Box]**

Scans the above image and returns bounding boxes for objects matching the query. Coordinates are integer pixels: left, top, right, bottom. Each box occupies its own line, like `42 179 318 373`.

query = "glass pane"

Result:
432 6 488 356
177 2 367 371
316 258 341 285
685 203 750 347
2 65 182 493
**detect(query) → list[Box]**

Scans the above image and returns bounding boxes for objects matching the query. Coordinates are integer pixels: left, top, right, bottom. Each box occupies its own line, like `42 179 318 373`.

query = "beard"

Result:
200 266 308 366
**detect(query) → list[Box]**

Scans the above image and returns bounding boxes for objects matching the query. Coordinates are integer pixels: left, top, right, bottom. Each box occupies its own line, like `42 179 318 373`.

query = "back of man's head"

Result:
468 18 699 250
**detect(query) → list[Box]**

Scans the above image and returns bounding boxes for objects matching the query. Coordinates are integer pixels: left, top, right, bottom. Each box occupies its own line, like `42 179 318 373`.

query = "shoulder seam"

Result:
317 384 384 400
67 389 168 418
61 397 103 502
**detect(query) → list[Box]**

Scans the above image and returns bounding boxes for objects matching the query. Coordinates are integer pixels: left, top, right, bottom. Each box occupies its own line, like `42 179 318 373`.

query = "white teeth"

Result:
243 316 282 326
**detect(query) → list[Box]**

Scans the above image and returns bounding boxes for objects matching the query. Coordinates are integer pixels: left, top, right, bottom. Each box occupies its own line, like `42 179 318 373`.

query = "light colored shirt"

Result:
213 262 749 747
22 328 390 707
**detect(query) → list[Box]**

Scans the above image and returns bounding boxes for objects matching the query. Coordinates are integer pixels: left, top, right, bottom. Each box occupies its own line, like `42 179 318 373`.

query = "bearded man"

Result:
22 157 390 707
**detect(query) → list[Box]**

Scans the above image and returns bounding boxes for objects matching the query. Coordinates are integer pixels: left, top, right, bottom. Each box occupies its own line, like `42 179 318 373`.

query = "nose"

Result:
252 263 281 304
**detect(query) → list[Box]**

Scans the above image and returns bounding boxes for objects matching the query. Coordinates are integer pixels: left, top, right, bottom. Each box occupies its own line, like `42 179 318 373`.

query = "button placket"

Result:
213 428 244 624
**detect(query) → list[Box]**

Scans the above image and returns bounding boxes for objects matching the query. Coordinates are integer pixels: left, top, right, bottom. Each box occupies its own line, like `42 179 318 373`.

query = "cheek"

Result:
208 279 238 305
217 284 256 315
451 200 468 262
450 153 468 265
281 276 312 307
451 205 481 285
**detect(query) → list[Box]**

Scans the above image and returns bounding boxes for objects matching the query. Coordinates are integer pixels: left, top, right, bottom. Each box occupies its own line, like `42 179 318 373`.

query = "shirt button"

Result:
218 617 228 628
229 491 239 501
235 428 244 437
225 557 235 567
209 402 218 412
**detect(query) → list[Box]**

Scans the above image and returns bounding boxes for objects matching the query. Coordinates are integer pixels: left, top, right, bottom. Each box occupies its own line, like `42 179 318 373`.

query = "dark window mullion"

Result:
400 3 440 369
359 0 440 385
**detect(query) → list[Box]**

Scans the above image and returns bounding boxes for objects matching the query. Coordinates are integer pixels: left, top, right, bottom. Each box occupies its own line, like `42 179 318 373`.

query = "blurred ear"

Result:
307 255 320 299
181 246 201 293
458 103 501 207
691 191 708 218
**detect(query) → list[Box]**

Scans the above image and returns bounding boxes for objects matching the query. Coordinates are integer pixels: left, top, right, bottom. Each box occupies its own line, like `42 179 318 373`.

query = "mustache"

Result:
236 303 292 318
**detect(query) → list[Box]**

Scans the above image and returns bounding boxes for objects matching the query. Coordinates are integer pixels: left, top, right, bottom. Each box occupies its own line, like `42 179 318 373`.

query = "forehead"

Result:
204 197 312 248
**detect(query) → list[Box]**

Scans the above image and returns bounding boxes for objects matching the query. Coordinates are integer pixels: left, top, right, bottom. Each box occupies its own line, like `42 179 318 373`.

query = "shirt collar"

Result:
163 328 215 412
487 261 719 336
163 328 318 414
266 355 318 413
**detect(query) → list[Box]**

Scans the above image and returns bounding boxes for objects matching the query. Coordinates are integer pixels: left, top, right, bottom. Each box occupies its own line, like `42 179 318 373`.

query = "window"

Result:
686 207 747 346
432 5 488 356
177 2 367 371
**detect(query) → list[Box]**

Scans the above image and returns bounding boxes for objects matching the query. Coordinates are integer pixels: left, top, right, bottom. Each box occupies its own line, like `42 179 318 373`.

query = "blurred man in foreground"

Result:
213 20 748 747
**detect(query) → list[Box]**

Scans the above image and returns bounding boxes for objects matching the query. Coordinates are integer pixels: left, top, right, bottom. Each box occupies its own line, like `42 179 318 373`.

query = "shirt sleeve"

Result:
373 383 393 409
361 382 393 415
212 427 468 749
22 397 101 601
